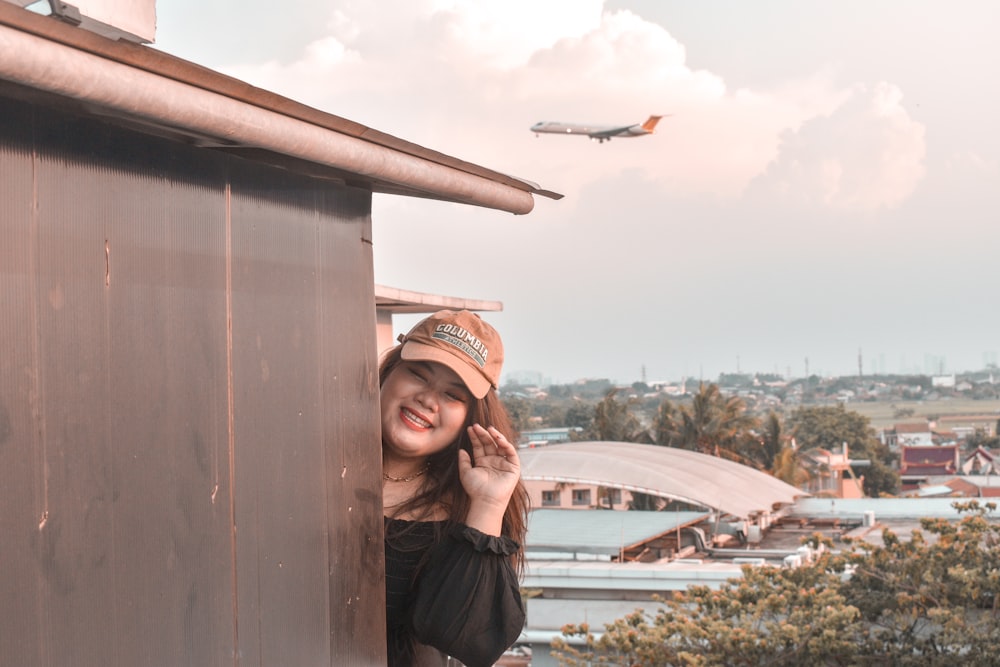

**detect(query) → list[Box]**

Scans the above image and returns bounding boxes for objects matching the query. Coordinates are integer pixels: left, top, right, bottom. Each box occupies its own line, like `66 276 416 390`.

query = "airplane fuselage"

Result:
530 115 664 143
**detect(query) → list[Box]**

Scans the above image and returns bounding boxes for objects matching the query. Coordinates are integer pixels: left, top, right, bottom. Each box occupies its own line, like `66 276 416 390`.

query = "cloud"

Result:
219 1 866 204
748 82 926 211
429 0 604 69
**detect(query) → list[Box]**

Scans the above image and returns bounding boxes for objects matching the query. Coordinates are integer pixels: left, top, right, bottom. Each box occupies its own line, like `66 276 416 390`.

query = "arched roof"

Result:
519 441 807 519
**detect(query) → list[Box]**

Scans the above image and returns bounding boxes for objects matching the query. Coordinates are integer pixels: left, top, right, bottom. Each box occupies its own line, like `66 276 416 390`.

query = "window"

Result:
541 490 560 506
571 489 591 506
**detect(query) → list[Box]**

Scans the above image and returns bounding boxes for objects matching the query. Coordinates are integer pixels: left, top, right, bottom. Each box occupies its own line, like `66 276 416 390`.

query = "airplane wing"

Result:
588 125 634 140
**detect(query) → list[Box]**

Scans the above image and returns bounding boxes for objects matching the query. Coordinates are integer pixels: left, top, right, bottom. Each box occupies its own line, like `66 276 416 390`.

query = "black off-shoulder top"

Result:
384 517 524 667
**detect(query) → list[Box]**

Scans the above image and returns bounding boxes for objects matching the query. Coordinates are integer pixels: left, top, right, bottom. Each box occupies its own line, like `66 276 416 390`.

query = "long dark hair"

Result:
380 346 529 573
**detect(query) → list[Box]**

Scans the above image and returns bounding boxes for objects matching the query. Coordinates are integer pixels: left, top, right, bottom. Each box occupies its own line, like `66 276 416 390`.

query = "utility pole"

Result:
858 347 863 378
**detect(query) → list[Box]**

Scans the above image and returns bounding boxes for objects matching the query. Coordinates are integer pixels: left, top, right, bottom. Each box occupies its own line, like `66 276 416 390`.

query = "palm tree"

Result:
588 389 649 442
770 444 812 488
742 410 786 471
652 398 683 447
654 383 758 460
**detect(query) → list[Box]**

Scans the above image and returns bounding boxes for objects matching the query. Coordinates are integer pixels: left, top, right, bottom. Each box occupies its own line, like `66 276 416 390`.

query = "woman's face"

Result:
380 360 471 461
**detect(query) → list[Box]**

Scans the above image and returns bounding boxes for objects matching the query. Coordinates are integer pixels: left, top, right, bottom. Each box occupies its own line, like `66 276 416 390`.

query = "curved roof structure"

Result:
519 441 807 519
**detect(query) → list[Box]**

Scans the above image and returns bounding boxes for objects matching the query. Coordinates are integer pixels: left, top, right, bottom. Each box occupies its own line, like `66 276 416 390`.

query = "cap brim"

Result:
400 341 492 399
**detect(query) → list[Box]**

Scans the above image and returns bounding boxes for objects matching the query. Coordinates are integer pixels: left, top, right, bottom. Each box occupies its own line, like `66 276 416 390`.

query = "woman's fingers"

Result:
466 424 519 468
467 423 491 457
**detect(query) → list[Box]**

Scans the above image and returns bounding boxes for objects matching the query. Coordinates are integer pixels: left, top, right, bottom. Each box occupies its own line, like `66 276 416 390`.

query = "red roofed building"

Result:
899 445 960 490
962 446 999 476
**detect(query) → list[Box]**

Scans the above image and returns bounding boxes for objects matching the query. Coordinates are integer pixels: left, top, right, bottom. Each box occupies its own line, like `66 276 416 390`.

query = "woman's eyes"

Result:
405 366 466 402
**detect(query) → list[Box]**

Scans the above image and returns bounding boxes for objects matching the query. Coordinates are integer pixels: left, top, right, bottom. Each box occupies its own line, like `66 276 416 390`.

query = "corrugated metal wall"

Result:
0 93 385 666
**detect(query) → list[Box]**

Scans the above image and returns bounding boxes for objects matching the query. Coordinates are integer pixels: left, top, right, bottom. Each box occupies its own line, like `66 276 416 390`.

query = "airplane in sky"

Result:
530 115 667 143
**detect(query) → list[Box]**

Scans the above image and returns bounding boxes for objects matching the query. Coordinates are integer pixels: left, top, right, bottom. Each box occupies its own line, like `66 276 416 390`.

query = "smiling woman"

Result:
379 310 529 667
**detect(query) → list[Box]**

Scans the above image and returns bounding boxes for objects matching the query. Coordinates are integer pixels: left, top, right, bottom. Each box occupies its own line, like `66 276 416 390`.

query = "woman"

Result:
381 310 529 667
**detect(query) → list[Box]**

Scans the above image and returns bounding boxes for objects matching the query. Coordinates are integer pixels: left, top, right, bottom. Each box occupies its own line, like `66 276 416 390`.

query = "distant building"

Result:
932 374 956 388
802 444 867 498
899 445 960 490
886 422 935 448
936 414 998 439
962 446 999 475
520 427 582 447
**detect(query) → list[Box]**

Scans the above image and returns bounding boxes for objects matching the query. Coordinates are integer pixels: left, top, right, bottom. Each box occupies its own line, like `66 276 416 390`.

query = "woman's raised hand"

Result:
458 424 521 535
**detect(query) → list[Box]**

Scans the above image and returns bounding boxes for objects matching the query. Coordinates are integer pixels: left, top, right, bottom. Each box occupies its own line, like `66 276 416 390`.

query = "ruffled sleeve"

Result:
410 523 524 667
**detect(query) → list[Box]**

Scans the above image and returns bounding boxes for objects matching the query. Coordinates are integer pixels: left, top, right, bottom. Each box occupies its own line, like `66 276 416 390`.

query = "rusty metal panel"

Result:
0 94 41 667
228 167 383 666
0 94 384 666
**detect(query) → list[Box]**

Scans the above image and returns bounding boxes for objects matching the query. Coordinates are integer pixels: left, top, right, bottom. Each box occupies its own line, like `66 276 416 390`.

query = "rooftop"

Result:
520 441 807 520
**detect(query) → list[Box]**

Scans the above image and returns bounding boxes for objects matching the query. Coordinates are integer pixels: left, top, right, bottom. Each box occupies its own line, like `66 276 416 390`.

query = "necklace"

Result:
383 464 429 483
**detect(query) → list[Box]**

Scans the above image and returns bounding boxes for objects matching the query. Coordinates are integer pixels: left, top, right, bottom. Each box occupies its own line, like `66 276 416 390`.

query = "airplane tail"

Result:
641 115 664 132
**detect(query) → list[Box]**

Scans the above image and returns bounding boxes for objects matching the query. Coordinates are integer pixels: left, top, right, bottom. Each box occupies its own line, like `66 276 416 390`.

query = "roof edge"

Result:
0 4 562 210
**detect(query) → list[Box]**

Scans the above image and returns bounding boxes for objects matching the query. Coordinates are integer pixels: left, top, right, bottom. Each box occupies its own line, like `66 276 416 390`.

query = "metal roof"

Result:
519 441 807 519
0 3 561 212
373 285 501 315
526 509 710 556
523 559 745 593
789 497 987 520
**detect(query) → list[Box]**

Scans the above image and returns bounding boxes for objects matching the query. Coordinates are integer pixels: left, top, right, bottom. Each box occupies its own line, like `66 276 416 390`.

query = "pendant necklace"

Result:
383 464 429 483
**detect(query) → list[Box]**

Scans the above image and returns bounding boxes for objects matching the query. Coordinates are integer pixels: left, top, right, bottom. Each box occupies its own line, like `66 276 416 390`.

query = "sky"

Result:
150 0 1000 385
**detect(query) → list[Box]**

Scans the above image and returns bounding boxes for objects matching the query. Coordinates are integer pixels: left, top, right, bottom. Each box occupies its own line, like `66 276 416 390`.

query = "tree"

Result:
554 502 1000 666
586 389 648 443
555 536 863 665
757 411 786 471
626 492 665 512
787 404 898 497
653 383 758 462
564 402 595 430
632 381 651 394
651 398 681 447
965 427 1000 453
840 501 1000 661
770 445 812 488
536 403 566 429
501 395 532 433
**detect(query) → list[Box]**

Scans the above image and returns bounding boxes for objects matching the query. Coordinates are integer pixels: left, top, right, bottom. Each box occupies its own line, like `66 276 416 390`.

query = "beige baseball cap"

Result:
398 310 503 399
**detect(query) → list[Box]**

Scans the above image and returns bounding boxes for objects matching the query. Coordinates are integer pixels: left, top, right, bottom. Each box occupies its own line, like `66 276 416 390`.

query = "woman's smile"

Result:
400 406 432 430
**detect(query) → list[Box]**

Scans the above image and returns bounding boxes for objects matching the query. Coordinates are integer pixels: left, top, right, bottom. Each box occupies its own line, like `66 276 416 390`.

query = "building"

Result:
962 446 999 475
887 422 935 448
0 3 556 664
520 427 582 446
373 284 502 355
520 441 804 520
899 445 960 490
801 443 867 498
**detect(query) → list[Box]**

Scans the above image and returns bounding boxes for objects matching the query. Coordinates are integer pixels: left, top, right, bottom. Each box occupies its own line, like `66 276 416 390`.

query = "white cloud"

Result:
749 82 926 211
429 0 604 69
219 1 858 204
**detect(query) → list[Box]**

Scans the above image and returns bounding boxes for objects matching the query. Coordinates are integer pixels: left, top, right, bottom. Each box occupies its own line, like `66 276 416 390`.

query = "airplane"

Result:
530 115 667 143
